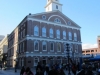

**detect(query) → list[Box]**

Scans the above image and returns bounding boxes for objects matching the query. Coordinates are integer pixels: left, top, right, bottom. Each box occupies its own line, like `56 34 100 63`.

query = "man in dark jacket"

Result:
77 64 86 75
85 65 94 75
48 66 57 75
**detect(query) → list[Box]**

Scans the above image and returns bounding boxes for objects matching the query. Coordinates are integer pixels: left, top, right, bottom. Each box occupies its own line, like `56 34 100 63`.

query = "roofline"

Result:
8 16 27 38
29 11 81 28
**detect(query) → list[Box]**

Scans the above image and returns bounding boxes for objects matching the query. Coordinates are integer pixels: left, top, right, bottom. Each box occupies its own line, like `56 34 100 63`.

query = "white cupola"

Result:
45 0 63 12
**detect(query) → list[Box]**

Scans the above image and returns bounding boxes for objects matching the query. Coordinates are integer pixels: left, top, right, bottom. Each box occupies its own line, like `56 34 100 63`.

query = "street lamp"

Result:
66 43 71 75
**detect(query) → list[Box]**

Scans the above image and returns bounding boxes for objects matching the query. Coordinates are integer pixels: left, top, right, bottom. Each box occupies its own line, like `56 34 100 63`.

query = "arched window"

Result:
50 42 54 51
42 27 46 37
42 41 47 51
56 30 60 39
50 28 53 38
57 43 61 52
54 18 61 23
69 32 72 40
63 31 66 39
34 41 39 51
74 33 77 41
34 26 39 36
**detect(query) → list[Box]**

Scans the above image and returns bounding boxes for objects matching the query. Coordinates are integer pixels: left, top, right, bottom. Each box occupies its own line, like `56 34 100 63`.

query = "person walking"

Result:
23 67 34 75
85 65 94 75
71 63 77 75
20 66 25 75
36 68 44 75
77 63 86 75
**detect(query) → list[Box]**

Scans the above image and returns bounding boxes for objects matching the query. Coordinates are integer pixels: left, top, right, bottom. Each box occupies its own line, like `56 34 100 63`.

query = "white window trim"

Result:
63 31 66 39
42 27 46 37
34 41 39 51
74 33 77 41
42 15 46 19
42 41 47 51
69 32 72 40
57 43 61 52
34 26 39 36
34 57 39 66
57 30 60 39
50 28 53 38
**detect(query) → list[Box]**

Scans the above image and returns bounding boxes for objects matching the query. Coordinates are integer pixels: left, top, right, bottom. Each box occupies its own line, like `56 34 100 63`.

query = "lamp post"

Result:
66 43 71 75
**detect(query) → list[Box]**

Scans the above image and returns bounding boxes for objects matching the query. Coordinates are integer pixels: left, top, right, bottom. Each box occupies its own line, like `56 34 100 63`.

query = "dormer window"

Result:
54 18 61 23
42 15 46 19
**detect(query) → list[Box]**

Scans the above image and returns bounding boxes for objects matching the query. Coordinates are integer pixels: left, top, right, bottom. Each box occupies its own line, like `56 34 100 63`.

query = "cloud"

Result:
82 43 98 49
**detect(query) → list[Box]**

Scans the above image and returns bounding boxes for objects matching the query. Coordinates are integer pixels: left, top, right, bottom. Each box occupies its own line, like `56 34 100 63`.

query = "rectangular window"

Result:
42 42 47 51
23 42 24 52
20 44 21 53
57 43 61 52
21 32 22 39
34 42 39 51
23 29 25 37
50 43 54 51
43 44 46 50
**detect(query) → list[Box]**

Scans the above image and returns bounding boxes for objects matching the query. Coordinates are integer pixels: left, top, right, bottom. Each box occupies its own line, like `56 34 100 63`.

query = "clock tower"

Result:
45 0 63 12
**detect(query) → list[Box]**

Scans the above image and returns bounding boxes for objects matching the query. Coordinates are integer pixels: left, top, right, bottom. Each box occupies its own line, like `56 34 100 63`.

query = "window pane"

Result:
74 33 77 41
43 42 46 50
34 26 39 36
69 32 72 40
57 30 60 39
57 43 61 51
51 43 53 50
34 41 38 50
42 27 46 37
50 28 53 38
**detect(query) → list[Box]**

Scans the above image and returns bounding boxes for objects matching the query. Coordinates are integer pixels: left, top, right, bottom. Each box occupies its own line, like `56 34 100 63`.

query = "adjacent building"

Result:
0 35 8 65
82 36 100 58
7 0 82 68
0 35 5 42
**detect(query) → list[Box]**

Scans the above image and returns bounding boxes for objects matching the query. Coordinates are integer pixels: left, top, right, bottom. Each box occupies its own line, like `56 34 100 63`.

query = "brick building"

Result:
7 0 82 68
82 36 100 58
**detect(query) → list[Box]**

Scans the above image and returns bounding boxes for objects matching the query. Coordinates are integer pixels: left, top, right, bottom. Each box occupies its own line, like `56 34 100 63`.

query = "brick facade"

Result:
7 11 82 68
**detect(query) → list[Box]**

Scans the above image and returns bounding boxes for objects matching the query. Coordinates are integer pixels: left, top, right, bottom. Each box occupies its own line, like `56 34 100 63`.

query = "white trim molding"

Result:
48 15 67 25
27 18 80 30
26 37 82 44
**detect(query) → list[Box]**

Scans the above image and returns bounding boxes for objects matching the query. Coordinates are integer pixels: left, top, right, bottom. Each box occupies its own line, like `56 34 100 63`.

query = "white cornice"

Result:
26 37 82 44
27 18 80 30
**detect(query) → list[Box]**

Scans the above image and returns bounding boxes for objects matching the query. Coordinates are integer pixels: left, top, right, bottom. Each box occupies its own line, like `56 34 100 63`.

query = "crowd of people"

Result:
20 61 99 75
